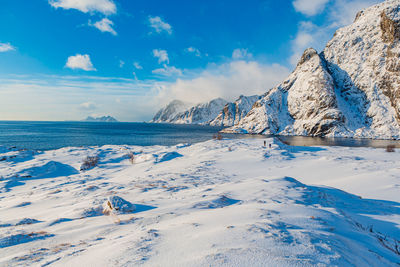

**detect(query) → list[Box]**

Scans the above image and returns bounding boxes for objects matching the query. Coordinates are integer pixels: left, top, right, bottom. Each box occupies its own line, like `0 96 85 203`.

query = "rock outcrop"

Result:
151 100 188 123
209 95 261 126
225 0 400 139
172 98 228 124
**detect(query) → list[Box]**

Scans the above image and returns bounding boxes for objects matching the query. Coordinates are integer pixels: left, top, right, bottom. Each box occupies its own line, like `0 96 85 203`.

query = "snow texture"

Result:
0 138 399 266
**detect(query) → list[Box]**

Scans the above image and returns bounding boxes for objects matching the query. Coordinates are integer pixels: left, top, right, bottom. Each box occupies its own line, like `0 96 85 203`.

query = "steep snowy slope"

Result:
225 48 349 136
226 0 400 139
151 98 228 125
173 98 228 124
152 96 259 127
322 0 400 138
209 95 261 126
151 100 189 123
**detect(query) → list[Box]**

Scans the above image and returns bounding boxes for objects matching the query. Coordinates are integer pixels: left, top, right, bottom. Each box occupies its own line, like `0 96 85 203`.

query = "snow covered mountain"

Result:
209 95 261 126
152 96 260 126
150 100 189 123
151 98 227 125
83 116 118 122
172 98 228 124
225 0 400 139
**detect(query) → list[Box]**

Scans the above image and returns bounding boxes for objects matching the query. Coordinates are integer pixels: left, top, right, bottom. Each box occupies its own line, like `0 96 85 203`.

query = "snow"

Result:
152 1 400 139
152 96 260 127
151 100 189 123
209 95 261 126
0 138 399 266
151 98 228 125
225 0 400 139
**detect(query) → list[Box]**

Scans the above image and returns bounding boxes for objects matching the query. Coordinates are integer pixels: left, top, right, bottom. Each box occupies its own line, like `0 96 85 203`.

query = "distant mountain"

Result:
151 1 400 139
224 0 400 139
172 98 228 124
151 96 260 126
151 98 228 125
209 95 261 126
83 116 118 122
150 100 189 123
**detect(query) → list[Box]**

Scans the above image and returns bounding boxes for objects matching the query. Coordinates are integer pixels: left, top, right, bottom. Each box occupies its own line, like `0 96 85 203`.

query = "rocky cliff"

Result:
171 98 228 124
225 0 400 139
151 100 188 123
209 95 261 126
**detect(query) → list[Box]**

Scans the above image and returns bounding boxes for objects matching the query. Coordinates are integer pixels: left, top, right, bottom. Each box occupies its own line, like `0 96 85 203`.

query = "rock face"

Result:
152 98 228 125
151 100 188 123
225 0 400 139
321 0 400 138
83 116 118 122
224 48 347 136
209 95 261 126
152 96 259 126
173 98 228 124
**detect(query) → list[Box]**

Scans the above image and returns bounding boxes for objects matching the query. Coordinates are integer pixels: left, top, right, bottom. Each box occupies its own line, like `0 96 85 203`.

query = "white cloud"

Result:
79 101 98 110
65 54 96 71
185 47 201 57
157 61 290 104
49 0 116 15
148 16 172 35
152 65 183 77
90 18 117 35
0 42 15 52
133 62 143 69
119 60 125 68
293 0 329 16
232 48 253 60
152 49 169 64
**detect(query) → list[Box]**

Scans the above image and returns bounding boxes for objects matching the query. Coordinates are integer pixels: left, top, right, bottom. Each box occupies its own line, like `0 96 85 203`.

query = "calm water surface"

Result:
0 121 224 150
0 121 399 150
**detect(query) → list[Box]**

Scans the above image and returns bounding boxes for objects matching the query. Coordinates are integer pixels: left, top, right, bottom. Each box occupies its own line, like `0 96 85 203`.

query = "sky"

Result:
0 0 383 121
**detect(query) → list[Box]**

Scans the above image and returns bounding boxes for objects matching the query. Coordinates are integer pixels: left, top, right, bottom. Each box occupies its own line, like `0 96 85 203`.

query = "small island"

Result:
82 116 119 122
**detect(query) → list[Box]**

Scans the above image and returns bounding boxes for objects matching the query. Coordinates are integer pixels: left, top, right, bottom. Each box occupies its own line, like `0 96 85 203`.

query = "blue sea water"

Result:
0 121 224 150
0 121 399 151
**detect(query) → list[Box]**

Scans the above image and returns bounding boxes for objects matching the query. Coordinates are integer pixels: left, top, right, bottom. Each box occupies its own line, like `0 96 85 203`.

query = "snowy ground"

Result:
0 138 399 266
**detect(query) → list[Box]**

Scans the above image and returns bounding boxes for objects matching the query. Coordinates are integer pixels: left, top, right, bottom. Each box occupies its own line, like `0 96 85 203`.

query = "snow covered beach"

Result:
0 138 399 266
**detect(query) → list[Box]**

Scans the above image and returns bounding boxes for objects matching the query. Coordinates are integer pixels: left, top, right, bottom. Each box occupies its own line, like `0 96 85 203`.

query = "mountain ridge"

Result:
225 0 400 139
151 0 400 139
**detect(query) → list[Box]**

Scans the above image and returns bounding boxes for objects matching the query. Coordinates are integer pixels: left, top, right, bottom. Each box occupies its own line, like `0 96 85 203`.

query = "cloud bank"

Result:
157 60 290 105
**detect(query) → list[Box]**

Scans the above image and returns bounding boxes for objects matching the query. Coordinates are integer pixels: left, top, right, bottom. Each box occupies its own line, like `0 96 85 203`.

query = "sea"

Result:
0 121 399 151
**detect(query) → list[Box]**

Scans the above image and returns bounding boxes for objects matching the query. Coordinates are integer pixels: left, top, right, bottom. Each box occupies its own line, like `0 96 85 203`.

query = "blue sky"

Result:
0 0 382 121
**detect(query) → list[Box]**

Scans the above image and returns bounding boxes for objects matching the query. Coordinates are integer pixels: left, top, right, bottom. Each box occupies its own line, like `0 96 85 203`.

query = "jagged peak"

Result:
352 0 400 24
296 48 319 67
